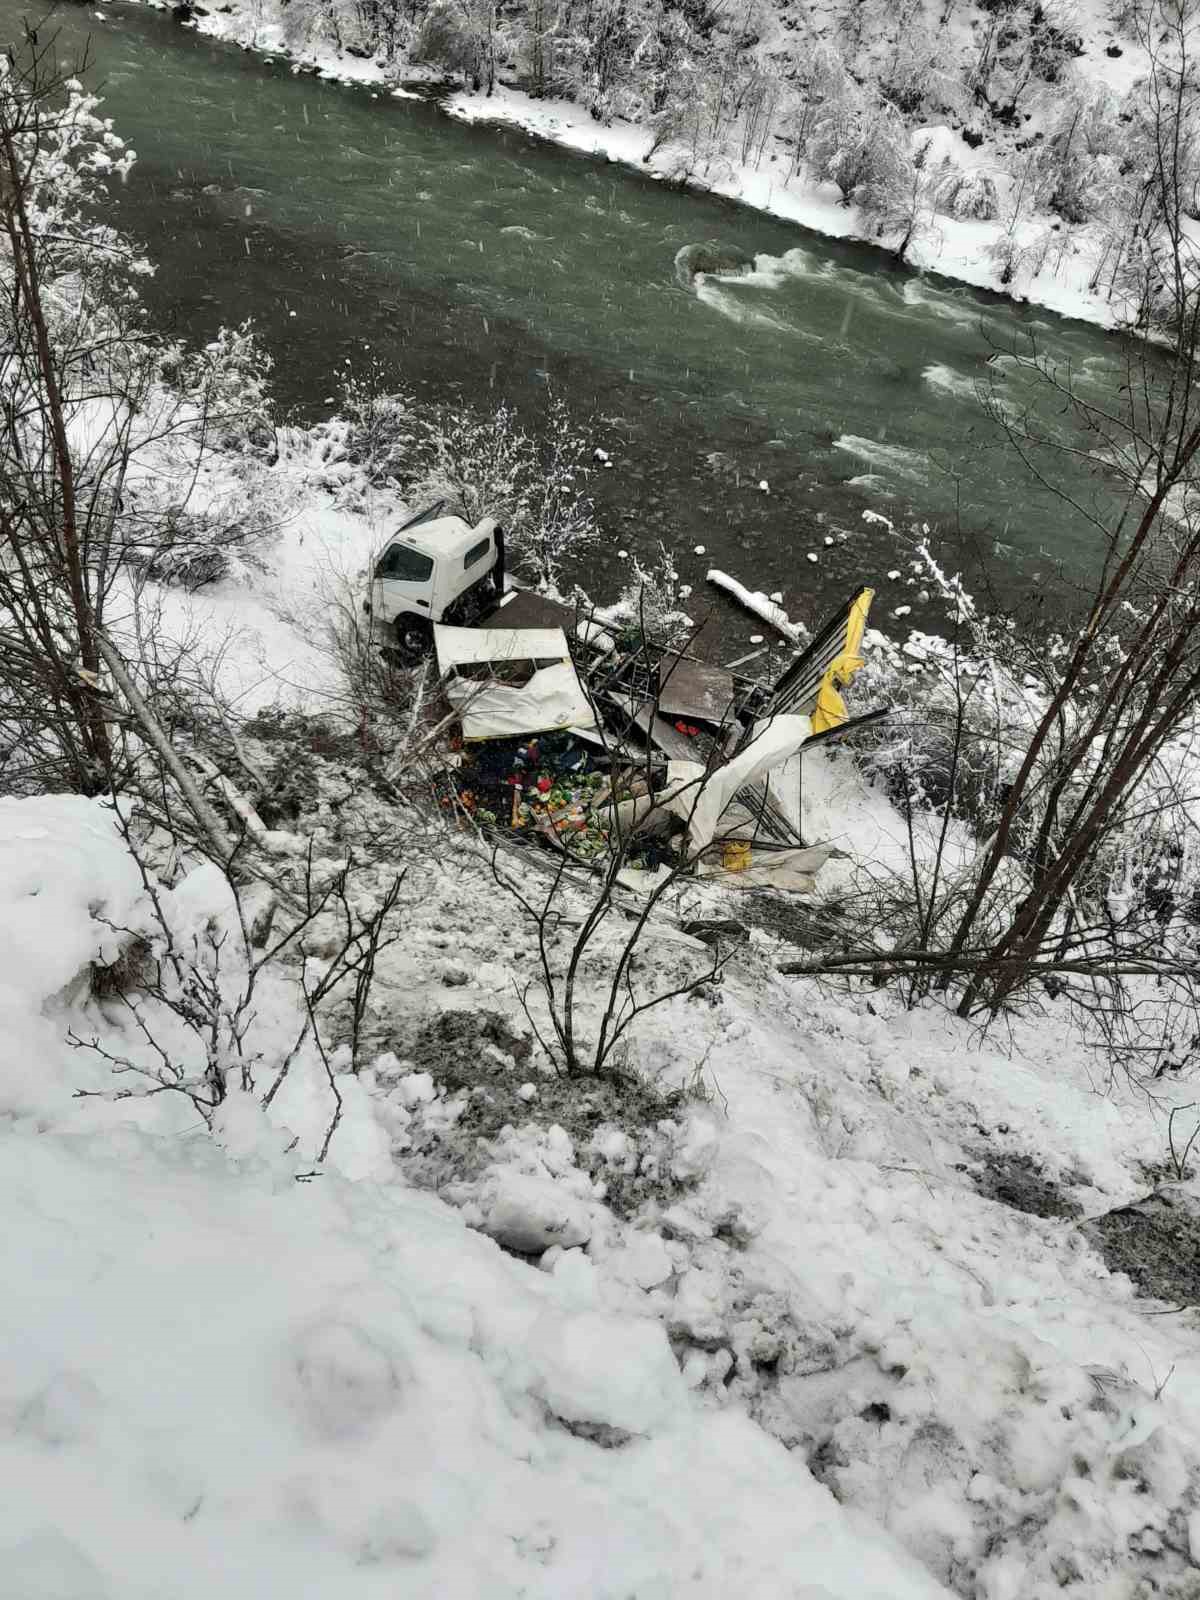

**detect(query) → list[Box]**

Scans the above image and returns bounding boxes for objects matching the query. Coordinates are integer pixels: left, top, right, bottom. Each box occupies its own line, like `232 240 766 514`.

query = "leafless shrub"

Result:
1167 1103 1200 1179
70 807 405 1162
0 30 280 800
486 615 790 1078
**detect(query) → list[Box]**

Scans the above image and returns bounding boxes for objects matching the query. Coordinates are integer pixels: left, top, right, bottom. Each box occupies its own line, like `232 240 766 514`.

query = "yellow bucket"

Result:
722 839 751 874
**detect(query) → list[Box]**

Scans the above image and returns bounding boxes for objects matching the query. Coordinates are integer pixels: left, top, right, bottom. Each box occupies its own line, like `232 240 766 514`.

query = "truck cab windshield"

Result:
377 543 434 583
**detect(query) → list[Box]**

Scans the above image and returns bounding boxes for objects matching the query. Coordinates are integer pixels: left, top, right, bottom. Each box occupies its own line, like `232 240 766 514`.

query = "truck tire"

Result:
393 617 432 665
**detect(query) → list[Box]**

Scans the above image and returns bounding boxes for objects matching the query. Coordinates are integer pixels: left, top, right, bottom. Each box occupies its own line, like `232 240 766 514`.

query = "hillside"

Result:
5 16 1200 1600
6 591 1200 1598
2 378 1200 1594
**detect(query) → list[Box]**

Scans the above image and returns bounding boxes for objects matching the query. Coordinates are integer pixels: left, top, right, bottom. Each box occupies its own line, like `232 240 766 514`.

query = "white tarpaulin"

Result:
434 626 568 671
434 625 598 741
697 842 837 890
664 714 813 854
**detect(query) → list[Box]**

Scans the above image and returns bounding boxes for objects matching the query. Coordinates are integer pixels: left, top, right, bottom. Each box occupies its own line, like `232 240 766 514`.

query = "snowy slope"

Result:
6 410 1200 1598
0 800 954 1600
6 749 1200 1599
0 1120 951 1599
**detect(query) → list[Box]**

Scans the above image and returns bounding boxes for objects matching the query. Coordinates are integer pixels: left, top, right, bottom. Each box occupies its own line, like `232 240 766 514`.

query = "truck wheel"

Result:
393 619 432 664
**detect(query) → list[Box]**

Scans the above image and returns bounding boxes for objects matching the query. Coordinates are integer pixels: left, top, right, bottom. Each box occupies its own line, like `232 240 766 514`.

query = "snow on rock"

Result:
469 1167 594 1254
607 1229 676 1290
525 1308 684 1435
398 1070 437 1108
707 568 804 646
0 795 145 1005
447 1120 606 1254
0 797 156 1125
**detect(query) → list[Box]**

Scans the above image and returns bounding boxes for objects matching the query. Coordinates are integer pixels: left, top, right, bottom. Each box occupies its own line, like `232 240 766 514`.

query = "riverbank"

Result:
445 88 1120 331
121 0 1125 332
40 0 1150 628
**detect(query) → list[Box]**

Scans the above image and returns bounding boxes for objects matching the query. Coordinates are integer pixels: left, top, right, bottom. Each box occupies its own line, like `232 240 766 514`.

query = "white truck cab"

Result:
366 501 504 658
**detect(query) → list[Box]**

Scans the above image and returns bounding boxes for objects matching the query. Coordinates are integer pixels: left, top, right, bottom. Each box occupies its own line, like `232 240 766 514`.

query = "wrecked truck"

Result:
363 500 506 660
418 578 887 892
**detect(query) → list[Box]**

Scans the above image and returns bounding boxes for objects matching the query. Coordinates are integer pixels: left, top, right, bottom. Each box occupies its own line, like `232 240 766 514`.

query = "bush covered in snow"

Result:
296 378 602 590
600 540 695 645
931 162 1001 221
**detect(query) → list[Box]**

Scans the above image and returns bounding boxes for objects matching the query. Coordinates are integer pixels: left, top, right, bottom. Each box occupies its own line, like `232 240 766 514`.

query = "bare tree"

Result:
0 30 271 813
0 31 126 792
779 570 1200 1053
757 9 1200 1028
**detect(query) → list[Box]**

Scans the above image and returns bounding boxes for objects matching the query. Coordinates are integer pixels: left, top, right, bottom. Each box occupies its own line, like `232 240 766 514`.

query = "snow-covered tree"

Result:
780 43 848 178
931 160 1001 220
880 19 966 120
412 0 503 90
809 77 910 211
0 32 281 796
603 540 693 643
520 392 599 589
1033 87 1122 224
407 394 598 589
557 0 639 119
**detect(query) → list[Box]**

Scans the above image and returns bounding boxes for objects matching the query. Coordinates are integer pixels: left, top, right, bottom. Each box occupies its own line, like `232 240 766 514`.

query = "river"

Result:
15 0 1141 633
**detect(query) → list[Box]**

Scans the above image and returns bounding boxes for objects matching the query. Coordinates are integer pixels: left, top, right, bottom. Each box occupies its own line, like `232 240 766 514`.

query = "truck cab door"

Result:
371 541 438 638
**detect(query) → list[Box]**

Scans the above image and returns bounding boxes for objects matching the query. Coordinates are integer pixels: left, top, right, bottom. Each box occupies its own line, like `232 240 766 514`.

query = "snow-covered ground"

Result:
0 791 951 1600
106 421 399 714
7 467 1200 1596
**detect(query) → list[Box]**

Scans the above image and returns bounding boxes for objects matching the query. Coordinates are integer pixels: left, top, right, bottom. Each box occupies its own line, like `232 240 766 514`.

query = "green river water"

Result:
11 0 1143 629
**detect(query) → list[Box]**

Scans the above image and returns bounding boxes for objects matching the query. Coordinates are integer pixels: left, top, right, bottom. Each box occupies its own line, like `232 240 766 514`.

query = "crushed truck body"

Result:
434 625 598 742
407 559 885 892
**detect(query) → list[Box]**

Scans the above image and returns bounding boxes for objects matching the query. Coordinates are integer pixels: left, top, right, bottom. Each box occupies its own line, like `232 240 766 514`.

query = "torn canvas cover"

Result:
434 625 598 741
664 714 813 854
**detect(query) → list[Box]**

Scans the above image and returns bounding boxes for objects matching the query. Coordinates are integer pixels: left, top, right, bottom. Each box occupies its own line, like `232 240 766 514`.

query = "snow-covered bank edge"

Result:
444 86 1121 330
122 0 1122 333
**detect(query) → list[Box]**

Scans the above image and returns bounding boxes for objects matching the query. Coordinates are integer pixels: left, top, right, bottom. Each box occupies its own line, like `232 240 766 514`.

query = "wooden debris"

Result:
656 655 736 725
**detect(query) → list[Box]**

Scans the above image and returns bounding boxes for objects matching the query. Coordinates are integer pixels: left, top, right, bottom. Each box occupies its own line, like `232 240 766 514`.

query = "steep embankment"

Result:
5 448 1200 1597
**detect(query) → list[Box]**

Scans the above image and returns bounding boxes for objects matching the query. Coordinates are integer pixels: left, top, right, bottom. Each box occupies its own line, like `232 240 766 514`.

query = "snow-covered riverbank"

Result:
8 552 1200 1597
445 86 1121 329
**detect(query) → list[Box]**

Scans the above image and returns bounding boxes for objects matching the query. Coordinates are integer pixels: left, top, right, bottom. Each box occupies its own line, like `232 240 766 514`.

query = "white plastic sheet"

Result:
665 714 813 853
434 625 597 741
434 625 568 670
